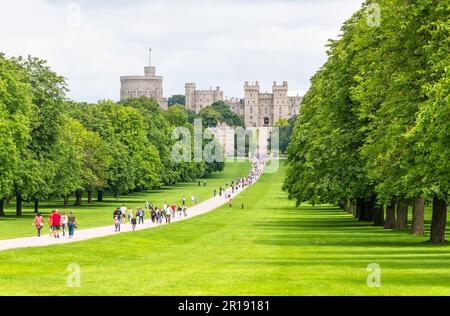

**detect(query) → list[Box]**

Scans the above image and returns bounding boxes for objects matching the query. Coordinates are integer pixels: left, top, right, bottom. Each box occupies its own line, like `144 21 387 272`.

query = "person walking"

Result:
33 213 44 237
120 204 127 224
52 210 61 238
191 196 195 205
213 189 217 197
165 206 172 224
127 208 133 223
131 217 137 231
48 212 53 234
183 206 188 217
229 199 232 208
140 207 145 224
171 203 176 218
177 206 182 218
182 196 186 206
67 211 78 238
114 216 120 232
145 201 149 210
61 212 68 237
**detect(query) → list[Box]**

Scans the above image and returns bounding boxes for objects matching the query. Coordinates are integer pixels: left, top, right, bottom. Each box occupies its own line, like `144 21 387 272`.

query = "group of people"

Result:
113 200 189 232
214 157 265 208
31 157 265 238
33 210 78 238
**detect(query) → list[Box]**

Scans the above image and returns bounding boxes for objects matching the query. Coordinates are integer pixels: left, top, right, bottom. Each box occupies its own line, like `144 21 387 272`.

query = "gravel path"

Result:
0 164 263 252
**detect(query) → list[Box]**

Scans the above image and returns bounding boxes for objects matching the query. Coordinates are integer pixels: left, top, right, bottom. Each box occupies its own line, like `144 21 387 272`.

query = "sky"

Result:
0 0 364 102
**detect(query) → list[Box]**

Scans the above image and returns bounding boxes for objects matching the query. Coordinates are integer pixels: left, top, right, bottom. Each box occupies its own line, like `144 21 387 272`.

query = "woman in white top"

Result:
61 212 68 237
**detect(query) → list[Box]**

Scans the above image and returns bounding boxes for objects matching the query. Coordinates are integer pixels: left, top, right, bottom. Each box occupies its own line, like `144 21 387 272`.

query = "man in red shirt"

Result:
52 210 62 238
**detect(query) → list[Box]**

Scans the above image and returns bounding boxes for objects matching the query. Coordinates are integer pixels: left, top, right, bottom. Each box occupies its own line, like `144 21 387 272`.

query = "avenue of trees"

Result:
284 0 449 242
0 54 224 216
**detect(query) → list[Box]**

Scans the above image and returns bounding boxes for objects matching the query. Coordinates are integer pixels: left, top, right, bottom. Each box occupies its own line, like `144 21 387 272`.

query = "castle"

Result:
120 51 302 127
185 81 302 128
185 83 223 113
120 50 168 109
243 81 302 128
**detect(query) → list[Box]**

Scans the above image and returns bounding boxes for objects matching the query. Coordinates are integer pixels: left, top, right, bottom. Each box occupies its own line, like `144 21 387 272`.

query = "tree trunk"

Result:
0 199 4 217
355 198 363 219
64 196 69 208
384 201 396 229
351 201 357 217
74 190 82 206
430 197 447 243
97 191 104 202
34 197 39 214
411 197 425 236
87 190 93 204
114 191 119 200
16 193 22 216
396 199 408 229
373 205 385 226
359 198 375 222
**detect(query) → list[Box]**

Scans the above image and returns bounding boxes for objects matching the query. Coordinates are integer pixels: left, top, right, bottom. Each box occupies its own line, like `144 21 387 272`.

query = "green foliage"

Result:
198 106 221 128
168 94 185 106
285 0 450 209
210 101 244 127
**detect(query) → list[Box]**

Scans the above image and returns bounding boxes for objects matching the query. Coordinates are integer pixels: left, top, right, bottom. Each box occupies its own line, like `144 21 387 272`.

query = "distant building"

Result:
120 50 168 109
224 97 245 117
242 81 302 128
185 83 224 113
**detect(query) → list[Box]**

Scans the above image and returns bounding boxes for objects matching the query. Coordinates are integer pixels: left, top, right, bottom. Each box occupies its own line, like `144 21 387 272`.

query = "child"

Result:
114 216 120 232
131 217 137 231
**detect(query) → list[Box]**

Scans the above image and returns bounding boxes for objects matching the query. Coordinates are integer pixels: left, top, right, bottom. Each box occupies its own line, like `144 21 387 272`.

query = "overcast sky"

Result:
0 0 364 102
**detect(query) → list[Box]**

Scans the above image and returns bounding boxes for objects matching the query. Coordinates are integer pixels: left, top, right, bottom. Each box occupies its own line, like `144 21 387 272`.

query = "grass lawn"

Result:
0 161 252 240
0 161 449 295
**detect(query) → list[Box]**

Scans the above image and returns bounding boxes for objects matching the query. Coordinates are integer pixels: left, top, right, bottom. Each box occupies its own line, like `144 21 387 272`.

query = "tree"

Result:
210 101 244 127
198 107 221 128
0 54 35 216
168 95 185 107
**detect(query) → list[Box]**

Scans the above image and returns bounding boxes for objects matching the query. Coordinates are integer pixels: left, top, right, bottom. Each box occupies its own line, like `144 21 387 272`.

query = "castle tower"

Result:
272 81 288 124
185 83 196 111
244 81 260 128
120 49 167 109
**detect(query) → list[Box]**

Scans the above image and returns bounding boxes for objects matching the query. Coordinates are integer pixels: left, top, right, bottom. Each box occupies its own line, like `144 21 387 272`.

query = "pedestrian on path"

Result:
68 211 78 238
127 208 133 223
52 210 61 239
61 212 68 237
33 213 44 237
48 212 53 234
165 206 172 224
131 217 137 231
229 199 232 208
114 216 120 232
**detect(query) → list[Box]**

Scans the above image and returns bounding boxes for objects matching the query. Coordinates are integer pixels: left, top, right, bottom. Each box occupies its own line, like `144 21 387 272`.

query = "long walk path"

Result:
0 161 265 252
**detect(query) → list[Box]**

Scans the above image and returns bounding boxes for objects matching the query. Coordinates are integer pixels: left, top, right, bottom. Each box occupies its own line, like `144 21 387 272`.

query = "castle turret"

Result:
272 81 289 124
244 81 260 128
185 83 196 111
